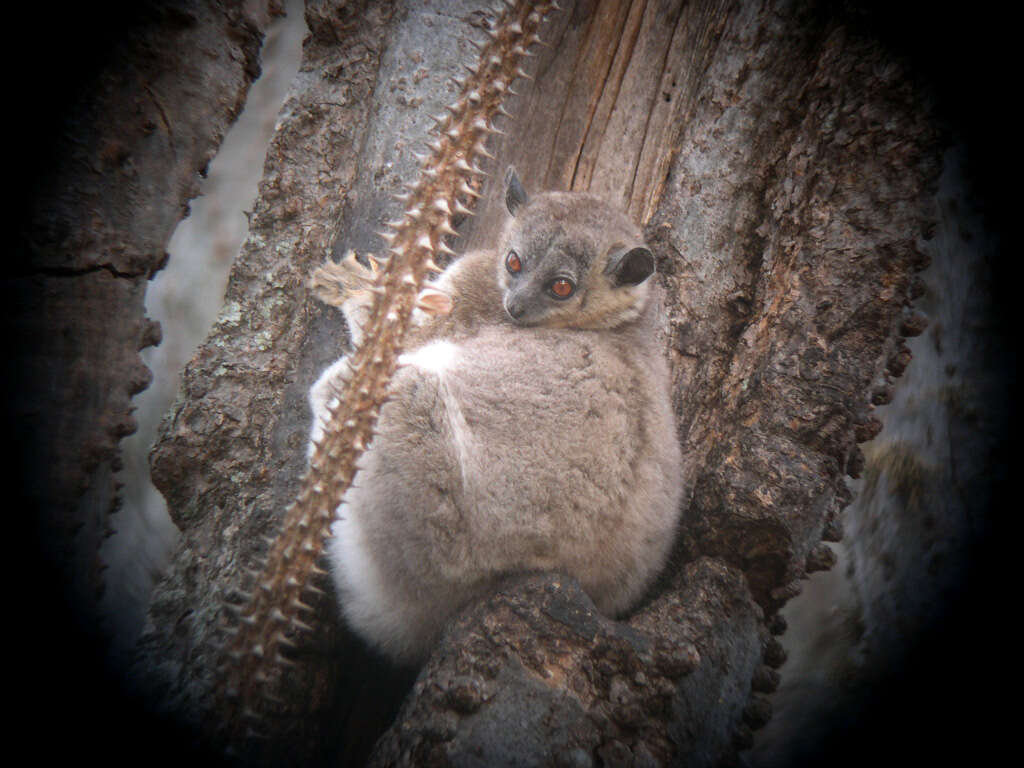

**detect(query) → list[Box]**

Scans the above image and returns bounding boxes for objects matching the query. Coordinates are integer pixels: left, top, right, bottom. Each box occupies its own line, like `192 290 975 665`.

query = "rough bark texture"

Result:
368 561 766 768
10 0 273 762
137 2 403 759
17 0 986 765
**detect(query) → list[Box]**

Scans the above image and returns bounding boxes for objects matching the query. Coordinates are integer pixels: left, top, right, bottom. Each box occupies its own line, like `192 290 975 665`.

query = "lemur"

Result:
309 169 683 665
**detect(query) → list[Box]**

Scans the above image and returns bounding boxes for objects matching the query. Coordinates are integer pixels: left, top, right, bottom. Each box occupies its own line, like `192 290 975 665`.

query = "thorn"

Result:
515 67 534 81
453 200 473 216
291 597 315 613
275 652 297 668
274 628 298 647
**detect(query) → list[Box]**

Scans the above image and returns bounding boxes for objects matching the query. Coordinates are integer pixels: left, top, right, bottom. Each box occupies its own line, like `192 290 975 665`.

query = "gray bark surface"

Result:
18 0 1004 765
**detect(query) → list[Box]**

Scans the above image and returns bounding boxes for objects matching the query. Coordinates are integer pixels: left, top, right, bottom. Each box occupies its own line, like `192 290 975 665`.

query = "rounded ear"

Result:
505 166 529 215
605 245 654 287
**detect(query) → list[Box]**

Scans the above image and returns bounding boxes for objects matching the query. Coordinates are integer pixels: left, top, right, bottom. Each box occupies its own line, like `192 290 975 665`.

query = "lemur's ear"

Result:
505 166 529 215
605 245 655 287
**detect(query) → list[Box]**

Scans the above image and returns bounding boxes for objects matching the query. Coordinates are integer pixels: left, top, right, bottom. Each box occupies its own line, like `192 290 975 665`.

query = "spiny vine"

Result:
213 0 559 747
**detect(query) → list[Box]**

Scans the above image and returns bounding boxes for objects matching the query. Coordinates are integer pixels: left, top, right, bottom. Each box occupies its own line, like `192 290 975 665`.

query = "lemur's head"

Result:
497 168 655 329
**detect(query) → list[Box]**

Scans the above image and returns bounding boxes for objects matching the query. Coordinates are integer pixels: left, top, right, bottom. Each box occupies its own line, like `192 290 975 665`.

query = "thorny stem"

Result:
213 0 558 748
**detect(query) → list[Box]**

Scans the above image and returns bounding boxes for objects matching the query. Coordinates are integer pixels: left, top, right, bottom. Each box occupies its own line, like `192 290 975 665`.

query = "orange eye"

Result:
549 278 575 299
505 250 522 274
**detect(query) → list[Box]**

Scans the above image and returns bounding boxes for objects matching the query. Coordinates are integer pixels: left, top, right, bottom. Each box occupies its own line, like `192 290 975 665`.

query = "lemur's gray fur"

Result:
309 169 683 664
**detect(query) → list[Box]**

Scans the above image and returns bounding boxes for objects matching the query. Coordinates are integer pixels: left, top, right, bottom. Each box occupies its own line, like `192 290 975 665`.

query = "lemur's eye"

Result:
505 250 522 274
548 278 575 299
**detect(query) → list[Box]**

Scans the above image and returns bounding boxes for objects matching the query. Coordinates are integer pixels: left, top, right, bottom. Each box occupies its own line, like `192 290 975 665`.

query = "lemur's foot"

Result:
309 249 382 308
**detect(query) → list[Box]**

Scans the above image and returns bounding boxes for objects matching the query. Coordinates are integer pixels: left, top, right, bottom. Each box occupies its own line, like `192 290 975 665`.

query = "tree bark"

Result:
10 0 274 762
17 0 954 765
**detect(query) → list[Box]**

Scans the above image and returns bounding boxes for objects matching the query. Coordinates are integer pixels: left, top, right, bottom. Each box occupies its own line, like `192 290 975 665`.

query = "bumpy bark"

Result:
10 0 272 762
19 0 950 765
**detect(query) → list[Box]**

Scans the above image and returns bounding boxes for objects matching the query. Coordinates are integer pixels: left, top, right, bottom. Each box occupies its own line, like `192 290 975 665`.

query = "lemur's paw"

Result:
309 249 382 308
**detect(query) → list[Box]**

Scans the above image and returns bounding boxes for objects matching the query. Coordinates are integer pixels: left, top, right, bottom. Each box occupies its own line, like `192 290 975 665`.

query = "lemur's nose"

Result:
504 297 525 320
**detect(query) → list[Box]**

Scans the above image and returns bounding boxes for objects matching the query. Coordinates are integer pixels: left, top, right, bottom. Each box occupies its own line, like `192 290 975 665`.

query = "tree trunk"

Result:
11 0 273 762
19 0 982 765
